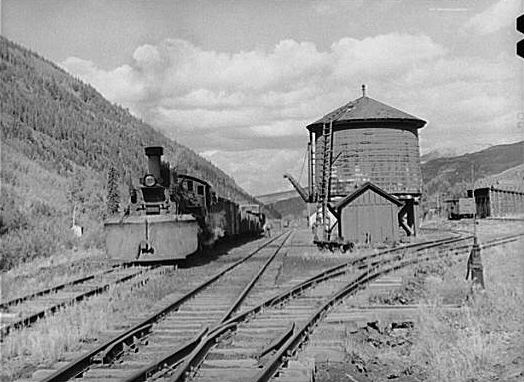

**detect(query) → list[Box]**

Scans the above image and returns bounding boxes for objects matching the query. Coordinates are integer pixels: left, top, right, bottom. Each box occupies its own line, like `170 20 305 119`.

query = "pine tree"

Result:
106 166 120 215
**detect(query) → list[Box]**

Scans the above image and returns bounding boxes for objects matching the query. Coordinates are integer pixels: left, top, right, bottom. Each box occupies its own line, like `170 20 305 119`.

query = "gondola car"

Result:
239 204 265 235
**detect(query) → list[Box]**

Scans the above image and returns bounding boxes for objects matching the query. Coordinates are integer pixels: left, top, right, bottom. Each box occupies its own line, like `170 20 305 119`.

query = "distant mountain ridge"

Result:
422 140 523 197
420 147 462 163
257 189 302 204
474 163 524 192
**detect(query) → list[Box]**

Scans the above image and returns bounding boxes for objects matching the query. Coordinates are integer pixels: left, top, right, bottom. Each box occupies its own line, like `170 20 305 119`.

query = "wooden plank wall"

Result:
315 126 422 198
340 188 399 244
489 189 524 217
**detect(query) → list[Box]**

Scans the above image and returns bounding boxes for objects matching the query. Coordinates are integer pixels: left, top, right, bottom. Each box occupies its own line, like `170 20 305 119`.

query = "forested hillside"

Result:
0 36 257 269
0 36 254 199
422 140 524 198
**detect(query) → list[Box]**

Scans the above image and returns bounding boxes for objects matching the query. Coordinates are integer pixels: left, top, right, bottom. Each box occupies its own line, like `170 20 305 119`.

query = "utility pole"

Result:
466 164 484 288
472 165 477 238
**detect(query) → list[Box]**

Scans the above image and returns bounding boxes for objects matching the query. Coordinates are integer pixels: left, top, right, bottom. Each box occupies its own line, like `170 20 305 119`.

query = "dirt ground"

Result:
316 220 524 382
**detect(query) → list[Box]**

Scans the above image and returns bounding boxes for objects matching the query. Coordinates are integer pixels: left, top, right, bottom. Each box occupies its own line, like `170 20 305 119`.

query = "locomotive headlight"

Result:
143 174 156 187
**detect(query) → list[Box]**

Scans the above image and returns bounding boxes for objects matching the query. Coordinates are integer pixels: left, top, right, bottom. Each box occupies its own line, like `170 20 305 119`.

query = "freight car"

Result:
104 146 265 261
445 197 476 220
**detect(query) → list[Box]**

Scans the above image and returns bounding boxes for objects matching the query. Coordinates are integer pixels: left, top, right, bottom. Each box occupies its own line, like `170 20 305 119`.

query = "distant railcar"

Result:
446 198 476 220
239 204 265 236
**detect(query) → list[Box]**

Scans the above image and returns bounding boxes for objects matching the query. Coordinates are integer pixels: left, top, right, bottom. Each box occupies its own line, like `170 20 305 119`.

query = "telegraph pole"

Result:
466 164 484 288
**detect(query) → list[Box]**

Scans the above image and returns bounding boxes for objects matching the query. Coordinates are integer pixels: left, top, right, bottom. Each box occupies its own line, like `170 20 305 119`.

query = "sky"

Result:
1 0 523 195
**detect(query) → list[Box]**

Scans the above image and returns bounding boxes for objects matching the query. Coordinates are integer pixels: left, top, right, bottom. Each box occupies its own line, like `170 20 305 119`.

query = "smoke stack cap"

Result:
145 146 164 157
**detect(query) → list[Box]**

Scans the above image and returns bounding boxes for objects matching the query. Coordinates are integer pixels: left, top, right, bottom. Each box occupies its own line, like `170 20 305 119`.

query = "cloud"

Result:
463 0 520 35
330 34 445 79
312 0 364 16
61 33 521 193
61 56 144 112
61 33 447 146
201 149 306 194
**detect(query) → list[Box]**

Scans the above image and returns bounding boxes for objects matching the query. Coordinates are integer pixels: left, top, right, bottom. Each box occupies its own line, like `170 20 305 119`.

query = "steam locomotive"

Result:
104 146 265 261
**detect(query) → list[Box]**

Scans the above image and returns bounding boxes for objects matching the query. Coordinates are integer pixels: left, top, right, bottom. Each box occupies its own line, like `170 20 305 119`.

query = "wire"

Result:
297 144 308 185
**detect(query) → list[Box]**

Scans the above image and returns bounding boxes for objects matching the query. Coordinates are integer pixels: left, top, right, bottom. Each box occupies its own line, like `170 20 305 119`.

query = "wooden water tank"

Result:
307 90 426 200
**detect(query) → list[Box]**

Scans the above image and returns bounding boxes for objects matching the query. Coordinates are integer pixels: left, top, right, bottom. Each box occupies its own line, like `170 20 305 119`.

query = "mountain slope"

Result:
0 36 253 201
0 36 258 269
422 140 524 197
257 190 302 204
475 163 524 192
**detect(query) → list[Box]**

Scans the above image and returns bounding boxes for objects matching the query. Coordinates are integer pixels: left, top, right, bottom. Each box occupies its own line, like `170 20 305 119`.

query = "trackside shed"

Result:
335 182 402 244
472 186 524 218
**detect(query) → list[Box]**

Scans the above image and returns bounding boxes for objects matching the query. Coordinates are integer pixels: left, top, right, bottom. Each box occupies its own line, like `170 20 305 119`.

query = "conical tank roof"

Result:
307 90 426 131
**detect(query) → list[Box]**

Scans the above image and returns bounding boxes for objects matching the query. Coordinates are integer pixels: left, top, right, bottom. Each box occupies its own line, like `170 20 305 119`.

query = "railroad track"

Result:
36 231 292 381
33 233 461 381
154 233 520 382
33 232 522 382
0 263 159 338
171 236 472 382
252 233 523 382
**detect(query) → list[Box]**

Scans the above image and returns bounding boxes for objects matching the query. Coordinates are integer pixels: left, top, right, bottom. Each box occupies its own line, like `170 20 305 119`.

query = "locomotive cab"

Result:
177 174 216 218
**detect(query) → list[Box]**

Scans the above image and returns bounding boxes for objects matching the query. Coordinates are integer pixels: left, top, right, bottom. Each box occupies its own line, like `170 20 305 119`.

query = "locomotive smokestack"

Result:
144 146 163 181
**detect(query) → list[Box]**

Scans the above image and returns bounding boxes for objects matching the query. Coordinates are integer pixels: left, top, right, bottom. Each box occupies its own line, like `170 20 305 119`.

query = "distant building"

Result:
470 186 524 218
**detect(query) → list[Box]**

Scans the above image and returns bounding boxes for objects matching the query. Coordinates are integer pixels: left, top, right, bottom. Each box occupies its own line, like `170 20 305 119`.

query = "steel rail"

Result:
119 328 209 382
168 322 238 382
0 264 127 310
487 217 524 222
40 232 288 382
40 231 522 382
254 256 431 382
151 232 293 382
155 233 523 382
257 322 295 360
253 232 524 382
159 235 472 382
171 232 520 381
0 266 153 338
218 232 292 324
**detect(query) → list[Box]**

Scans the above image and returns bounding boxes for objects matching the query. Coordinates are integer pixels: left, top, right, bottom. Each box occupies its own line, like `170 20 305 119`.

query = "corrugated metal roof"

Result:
307 95 426 130
475 183 524 193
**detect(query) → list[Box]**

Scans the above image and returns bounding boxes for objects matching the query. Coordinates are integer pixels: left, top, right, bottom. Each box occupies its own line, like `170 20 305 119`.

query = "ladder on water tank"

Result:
315 121 334 241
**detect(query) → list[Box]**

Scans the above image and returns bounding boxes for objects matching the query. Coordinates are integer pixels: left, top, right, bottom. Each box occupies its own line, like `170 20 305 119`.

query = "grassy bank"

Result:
345 237 523 381
0 248 106 301
1 265 211 381
409 241 523 381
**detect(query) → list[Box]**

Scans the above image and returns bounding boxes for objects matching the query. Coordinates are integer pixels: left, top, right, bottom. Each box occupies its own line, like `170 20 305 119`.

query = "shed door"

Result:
340 189 398 243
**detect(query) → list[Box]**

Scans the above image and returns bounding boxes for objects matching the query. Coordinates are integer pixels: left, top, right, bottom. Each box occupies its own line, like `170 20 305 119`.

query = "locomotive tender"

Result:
104 146 265 261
